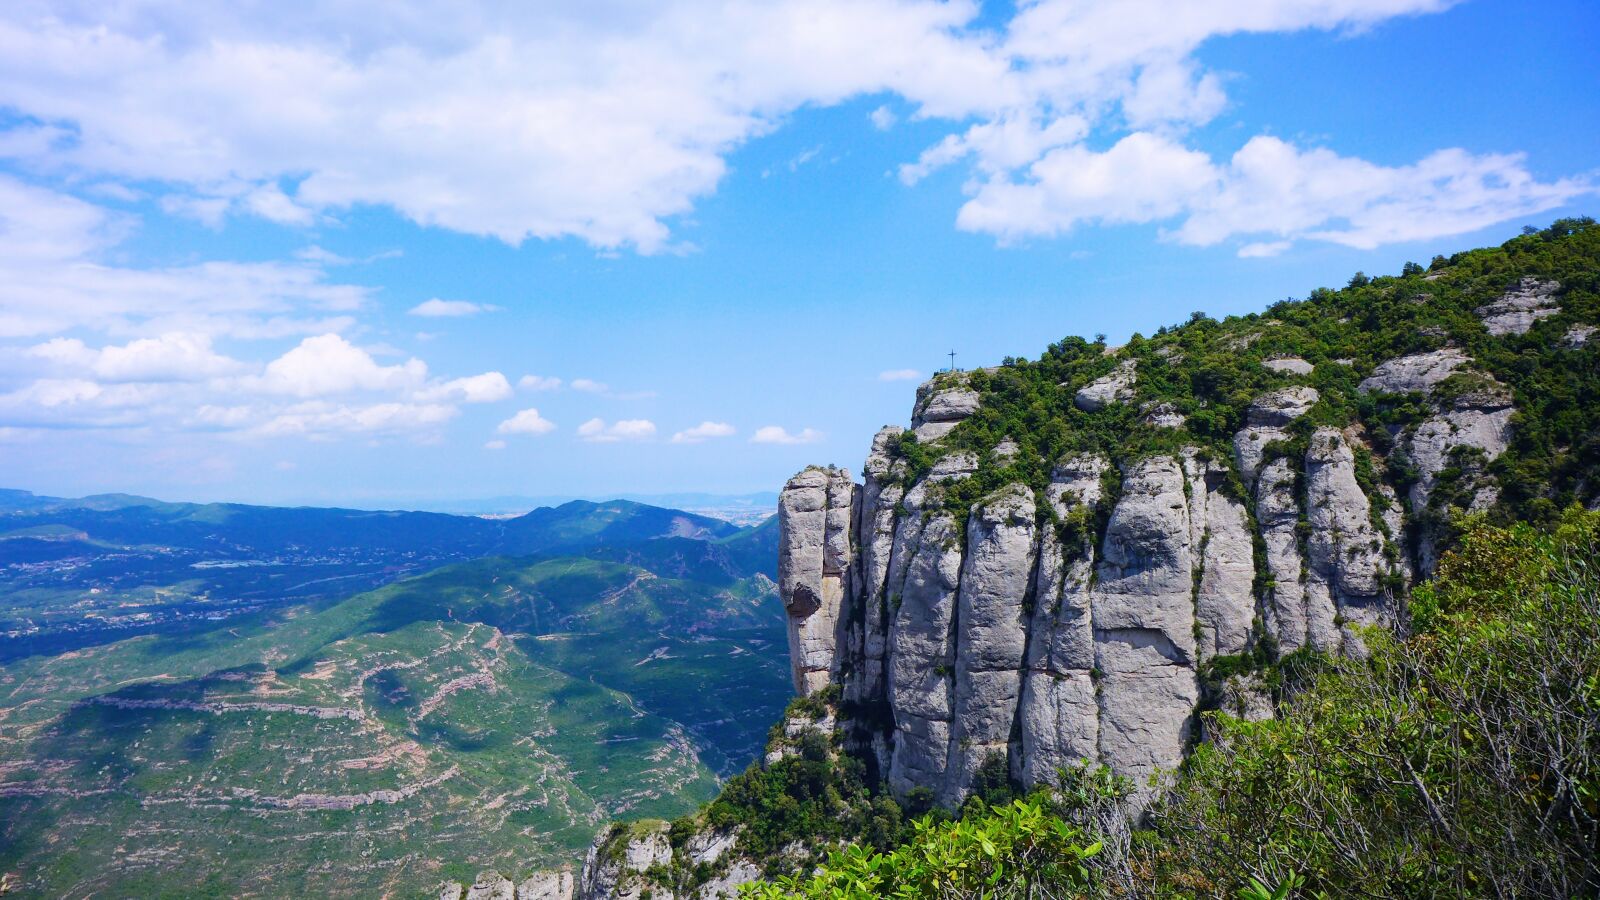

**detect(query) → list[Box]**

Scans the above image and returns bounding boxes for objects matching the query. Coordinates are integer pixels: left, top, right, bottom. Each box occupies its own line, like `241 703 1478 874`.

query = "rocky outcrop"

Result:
1358 348 1470 394
579 824 673 900
911 379 981 442
1073 360 1136 411
1263 356 1313 375
768 361 1464 811
519 870 577 900
1475 277 1560 335
777 467 857 695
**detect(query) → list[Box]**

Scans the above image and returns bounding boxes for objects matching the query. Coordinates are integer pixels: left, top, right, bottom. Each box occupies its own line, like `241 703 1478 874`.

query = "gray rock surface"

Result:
1475 277 1560 335
578 824 674 900
1018 456 1106 789
1074 360 1136 411
849 427 904 705
911 379 980 442
518 870 576 900
1263 356 1313 375
467 872 517 900
1140 401 1186 429
1091 457 1199 792
1358 348 1470 395
777 467 857 695
1303 428 1397 644
1234 387 1318 487
945 484 1037 805
1563 324 1594 348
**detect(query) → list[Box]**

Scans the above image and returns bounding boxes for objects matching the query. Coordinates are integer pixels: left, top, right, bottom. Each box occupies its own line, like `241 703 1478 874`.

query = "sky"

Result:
0 0 1596 508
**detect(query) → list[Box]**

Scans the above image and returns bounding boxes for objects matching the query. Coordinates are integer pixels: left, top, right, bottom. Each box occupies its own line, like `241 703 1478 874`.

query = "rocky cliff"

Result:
769 242 1597 813
556 220 1600 899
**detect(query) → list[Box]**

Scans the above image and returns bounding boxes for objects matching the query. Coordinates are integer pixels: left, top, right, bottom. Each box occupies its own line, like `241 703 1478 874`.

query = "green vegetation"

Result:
0 551 789 898
889 218 1600 536
740 510 1600 898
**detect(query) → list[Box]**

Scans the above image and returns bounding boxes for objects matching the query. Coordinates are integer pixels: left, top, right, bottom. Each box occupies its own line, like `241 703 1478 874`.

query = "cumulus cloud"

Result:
751 425 824 445
518 375 563 391
408 298 499 317
254 401 457 438
0 176 369 339
671 421 736 444
958 132 1593 253
869 105 897 131
878 368 923 382
414 371 513 404
497 408 557 436
0 0 1561 256
257 334 427 398
27 332 244 382
577 417 657 442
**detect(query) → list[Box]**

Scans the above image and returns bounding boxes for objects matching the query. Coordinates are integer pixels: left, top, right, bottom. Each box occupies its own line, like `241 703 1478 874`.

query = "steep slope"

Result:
564 219 1600 900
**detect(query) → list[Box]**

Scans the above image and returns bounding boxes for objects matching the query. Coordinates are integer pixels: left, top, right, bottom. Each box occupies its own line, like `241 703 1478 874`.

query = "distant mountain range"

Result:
0 486 788 896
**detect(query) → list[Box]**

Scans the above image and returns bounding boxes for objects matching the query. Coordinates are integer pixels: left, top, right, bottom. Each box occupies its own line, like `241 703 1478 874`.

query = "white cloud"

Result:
957 133 1592 253
869 105 897 131
254 401 457 437
408 298 499 317
751 425 824 445
0 177 370 339
258 334 427 397
497 408 557 436
570 378 609 393
578 417 657 442
878 368 923 382
27 332 244 382
414 371 513 404
518 374 563 392
484 439 507 450
671 421 736 444
0 0 1524 257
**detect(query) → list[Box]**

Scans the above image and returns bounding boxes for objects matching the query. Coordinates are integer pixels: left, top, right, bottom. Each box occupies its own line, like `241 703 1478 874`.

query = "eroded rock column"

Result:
777 467 857 695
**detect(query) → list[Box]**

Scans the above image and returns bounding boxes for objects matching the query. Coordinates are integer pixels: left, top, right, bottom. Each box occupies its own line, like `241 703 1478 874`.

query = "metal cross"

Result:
948 349 957 372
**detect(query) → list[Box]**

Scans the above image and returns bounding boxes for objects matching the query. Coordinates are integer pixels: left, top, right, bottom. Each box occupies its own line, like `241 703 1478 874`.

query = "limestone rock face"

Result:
1304 428 1398 644
1263 356 1313 375
579 824 674 900
1141 401 1186 429
1234 387 1319 486
467 872 517 900
911 379 980 442
945 484 1037 806
1018 456 1106 788
518 870 576 900
1074 360 1136 411
1358 348 1470 395
1564 324 1595 348
768 340 1518 813
1475 277 1560 335
777 467 857 695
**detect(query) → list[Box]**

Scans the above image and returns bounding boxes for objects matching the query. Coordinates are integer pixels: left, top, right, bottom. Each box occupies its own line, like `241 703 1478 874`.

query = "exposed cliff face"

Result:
776 349 1512 808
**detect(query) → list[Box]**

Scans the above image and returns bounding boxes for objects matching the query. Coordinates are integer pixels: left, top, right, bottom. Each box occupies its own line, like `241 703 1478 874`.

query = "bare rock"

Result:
1091 457 1200 790
945 484 1037 806
440 884 465 900
1234 387 1319 487
1018 456 1107 789
911 379 981 442
1140 401 1186 429
1476 277 1560 336
850 427 905 705
518 869 575 900
1304 428 1398 644
467 872 516 900
1563 324 1594 348
1073 360 1136 412
1358 348 1471 395
777 467 857 695
1262 356 1313 375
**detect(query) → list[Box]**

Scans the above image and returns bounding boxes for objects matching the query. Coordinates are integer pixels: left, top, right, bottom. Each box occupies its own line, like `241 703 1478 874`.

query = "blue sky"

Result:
0 0 1596 507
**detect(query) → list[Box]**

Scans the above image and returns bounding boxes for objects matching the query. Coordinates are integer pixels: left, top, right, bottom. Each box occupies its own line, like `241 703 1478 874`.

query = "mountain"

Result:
553 219 1600 899
0 493 754 662
0 497 789 897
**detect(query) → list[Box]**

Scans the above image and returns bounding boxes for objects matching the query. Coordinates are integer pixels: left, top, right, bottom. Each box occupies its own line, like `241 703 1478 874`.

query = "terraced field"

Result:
0 555 789 898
